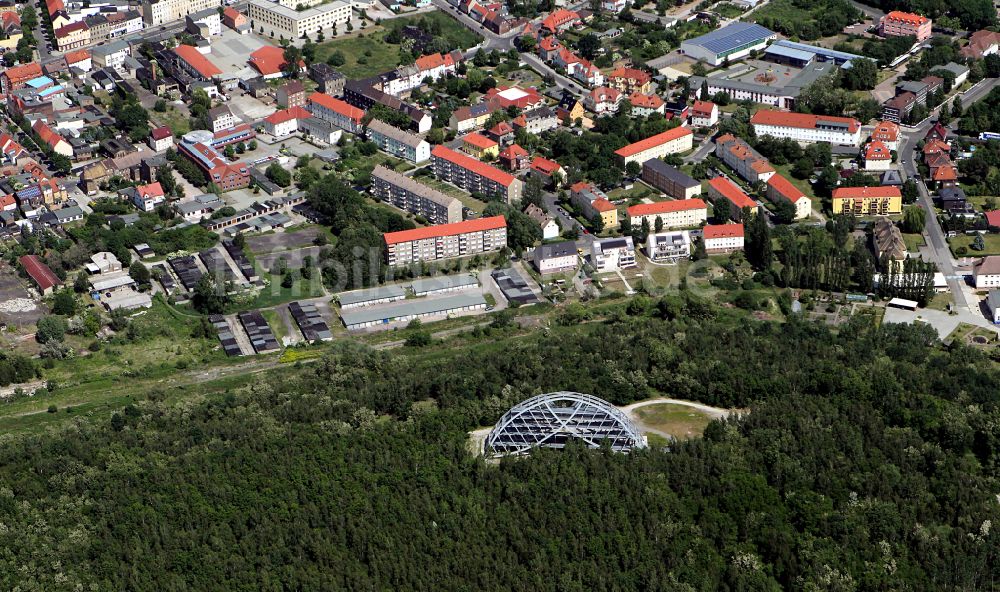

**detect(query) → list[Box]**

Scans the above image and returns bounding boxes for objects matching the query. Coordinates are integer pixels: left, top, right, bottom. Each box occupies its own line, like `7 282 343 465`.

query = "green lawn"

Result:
314 13 482 79
950 233 1000 256
418 175 489 213
252 275 327 309
772 163 817 199
156 106 190 137
901 232 925 252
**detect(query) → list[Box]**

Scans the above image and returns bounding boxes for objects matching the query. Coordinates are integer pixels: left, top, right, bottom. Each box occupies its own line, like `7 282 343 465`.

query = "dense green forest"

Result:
1 299 999 590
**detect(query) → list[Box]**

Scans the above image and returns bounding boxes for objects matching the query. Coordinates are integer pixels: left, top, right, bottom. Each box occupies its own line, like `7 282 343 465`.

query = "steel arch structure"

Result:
484 391 647 458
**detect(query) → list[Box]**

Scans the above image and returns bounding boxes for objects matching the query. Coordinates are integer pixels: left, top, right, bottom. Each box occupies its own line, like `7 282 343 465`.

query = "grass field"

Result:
632 403 716 441
314 13 482 79
252 275 327 309
419 176 489 213
950 233 1000 256
902 232 925 252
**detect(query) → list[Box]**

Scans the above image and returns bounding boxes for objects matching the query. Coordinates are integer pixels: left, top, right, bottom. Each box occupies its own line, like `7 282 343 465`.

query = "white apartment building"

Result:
371 165 462 224
614 126 693 166
751 110 862 146
365 120 430 164
703 223 745 253
533 241 578 274
627 199 707 229
591 236 636 271
645 231 691 263
247 0 350 39
384 216 508 266
91 40 131 71
142 0 223 26
186 7 221 35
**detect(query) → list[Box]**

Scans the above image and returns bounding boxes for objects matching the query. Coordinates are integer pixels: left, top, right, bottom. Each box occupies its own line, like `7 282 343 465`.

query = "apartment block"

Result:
750 110 861 146
365 119 430 163
247 0 350 41
703 223 744 253
371 165 462 224
708 177 758 221
431 145 523 204
627 199 707 229
715 134 775 184
383 216 508 265
641 158 701 200
142 0 222 26
307 91 364 133
614 126 693 166
831 186 902 216
765 174 811 220
879 10 931 41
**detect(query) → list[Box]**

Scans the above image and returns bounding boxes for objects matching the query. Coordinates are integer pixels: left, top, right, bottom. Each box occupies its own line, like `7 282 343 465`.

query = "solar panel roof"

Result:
686 22 774 54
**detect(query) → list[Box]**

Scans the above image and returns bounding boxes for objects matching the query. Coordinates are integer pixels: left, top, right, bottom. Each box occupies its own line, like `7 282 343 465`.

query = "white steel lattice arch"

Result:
484 391 647 458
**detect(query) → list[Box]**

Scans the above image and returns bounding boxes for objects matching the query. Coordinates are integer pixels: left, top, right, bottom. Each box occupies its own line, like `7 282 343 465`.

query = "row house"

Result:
343 80 432 133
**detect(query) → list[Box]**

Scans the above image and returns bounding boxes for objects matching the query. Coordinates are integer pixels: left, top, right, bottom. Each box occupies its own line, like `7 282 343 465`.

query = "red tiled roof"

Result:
541 8 579 32
137 182 164 199
223 6 243 21
986 210 1000 227
883 10 929 25
3 62 42 84
462 132 498 150
0 11 19 27
32 120 65 150
703 223 744 240
767 174 805 203
308 92 364 122
529 156 561 175
18 255 59 292
150 126 172 140
609 67 650 84
923 139 950 154
614 126 692 158
590 86 621 103
64 49 90 64
831 186 901 198
248 45 302 76
864 141 892 160
629 92 663 109
751 110 860 133
432 145 516 187
54 21 87 37
692 100 716 116
872 120 899 142
499 144 528 159
174 44 222 78
265 106 311 125
591 197 615 212
627 198 706 216
384 215 507 245
932 165 957 181
489 121 514 135
539 36 560 51
414 52 455 71
709 177 755 209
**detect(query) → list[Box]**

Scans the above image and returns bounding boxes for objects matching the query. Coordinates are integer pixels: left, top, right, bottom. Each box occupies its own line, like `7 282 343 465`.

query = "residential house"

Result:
498 144 530 171
32 120 72 158
222 6 250 33
607 67 653 94
122 181 166 212
570 181 618 229
831 186 902 215
486 121 515 146
751 110 862 146
766 174 811 220
461 133 500 159
525 203 559 239
646 230 691 262
862 141 893 171
708 176 758 221
871 120 900 151
556 89 585 123
277 80 307 108
308 91 364 133
690 100 718 127
533 240 578 273
975 255 1000 289
873 216 908 271
511 106 559 135
263 106 311 138
149 126 174 152
586 86 623 116
529 156 564 185
629 93 665 117
703 223 744 253
590 236 636 271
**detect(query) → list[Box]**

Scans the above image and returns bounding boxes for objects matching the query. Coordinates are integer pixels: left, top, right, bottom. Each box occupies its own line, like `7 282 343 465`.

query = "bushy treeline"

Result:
0 304 998 590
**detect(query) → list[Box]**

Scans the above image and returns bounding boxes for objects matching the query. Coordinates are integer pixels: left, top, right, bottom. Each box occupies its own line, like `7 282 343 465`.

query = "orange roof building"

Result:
880 10 932 41
766 174 811 219
173 44 222 80
871 120 900 148
831 186 902 215
702 223 745 253
751 110 862 146
541 9 579 33
307 92 365 133
248 45 305 78
614 126 694 165
383 216 508 265
627 198 708 229
431 145 523 203
708 177 757 221
1 62 43 93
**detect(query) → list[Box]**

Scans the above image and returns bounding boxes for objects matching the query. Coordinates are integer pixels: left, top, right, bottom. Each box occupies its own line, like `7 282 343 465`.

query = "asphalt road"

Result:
898 78 999 313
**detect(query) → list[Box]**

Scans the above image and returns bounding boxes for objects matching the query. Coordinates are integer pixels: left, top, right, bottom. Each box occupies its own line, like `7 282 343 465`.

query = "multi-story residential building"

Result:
627 198 707 229
498 144 530 171
715 134 775 183
208 105 237 133
703 223 744 253
708 177 758 221
85 10 143 44
371 165 461 224
524 203 559 240
223 6 250 32
533 240 578 274
961 29 1000 60
591 236 636 271
629 93 665 117
645 230 690 263
186 7 221 35
1 62 42 93
586 86 623 116
141 0 222 26
344 80 431 133
307 91 364 133
247 0 350 40
366 119 431 163
383 216 508 265
263 106 311 138
33 120 72 157
690 100 718 127
873 216 908 271
614 126 693 166
431 145 523 203
766 174 811 220
309 62 346 95
570 182 618 229
607 67 652 95
831 186 902 215
750 110 862 146
461 133 499 159
484 86 545 111
879 10 931 41
862 141 893 170
540 8 579 34
91 40 131 71
276 80 306 108
123 181 166 212
449 100 501 133
641 159 700 200
149 126 174 152
974 255 1000 289
511 106 559 135
54 21 89 50
871 120 900 150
